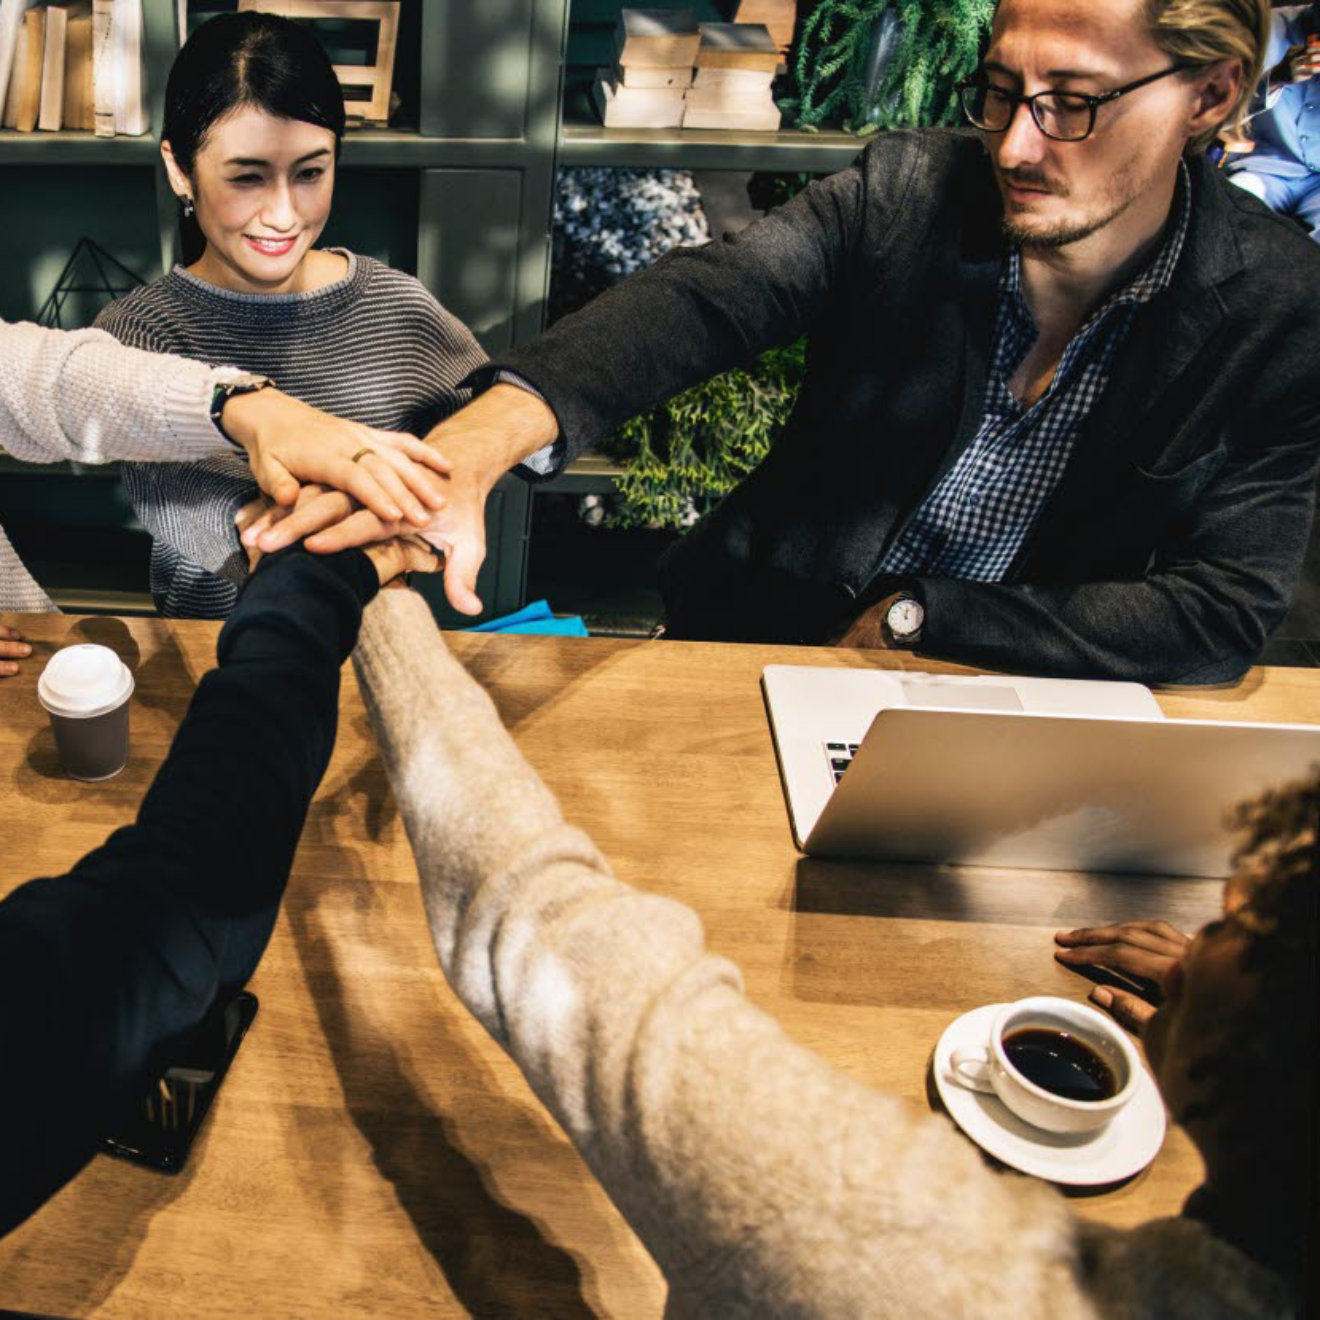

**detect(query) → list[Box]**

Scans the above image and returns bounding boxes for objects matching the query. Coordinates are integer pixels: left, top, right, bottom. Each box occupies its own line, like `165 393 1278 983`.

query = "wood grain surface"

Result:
1 613 1316 1318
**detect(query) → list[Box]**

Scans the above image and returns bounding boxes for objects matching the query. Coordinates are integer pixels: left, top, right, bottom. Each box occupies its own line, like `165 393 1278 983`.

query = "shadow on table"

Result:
791 856 1219 929
785 857 1220 1009
71 615 142 673
286 878 598 1319
0 1125 204 1314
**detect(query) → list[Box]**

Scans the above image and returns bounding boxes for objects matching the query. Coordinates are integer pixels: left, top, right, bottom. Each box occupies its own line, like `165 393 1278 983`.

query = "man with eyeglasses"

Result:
258 0 1320 686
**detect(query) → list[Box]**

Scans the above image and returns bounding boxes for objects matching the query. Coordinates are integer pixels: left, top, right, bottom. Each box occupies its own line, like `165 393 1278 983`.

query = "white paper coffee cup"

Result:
37 643 135 781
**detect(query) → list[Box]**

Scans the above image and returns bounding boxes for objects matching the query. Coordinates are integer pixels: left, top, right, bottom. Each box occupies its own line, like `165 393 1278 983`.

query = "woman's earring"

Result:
180 196 195 217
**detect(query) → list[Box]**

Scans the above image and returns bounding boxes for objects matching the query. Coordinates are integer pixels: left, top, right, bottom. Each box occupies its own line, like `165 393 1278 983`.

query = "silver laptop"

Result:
762 665 1320 877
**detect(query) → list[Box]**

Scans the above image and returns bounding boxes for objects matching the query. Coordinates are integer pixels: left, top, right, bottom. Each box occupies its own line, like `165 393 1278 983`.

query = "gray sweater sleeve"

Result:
349 592 1291 1320
92 304 255 583
0 318 230 464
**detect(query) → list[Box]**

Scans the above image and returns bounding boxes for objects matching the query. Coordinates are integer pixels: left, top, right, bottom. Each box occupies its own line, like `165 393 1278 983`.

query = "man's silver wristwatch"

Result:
883 590 925 648
210 368 274 444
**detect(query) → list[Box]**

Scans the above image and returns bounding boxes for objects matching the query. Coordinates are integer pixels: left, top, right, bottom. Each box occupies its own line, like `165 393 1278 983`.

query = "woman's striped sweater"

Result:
95 250 488 618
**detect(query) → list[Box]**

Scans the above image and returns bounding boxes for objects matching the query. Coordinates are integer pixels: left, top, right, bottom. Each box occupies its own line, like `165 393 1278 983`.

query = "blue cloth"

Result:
468 599 589 637
880 164 1192 583
1229 7 1320 179
1226 7 1320 240
1231 168 1320 239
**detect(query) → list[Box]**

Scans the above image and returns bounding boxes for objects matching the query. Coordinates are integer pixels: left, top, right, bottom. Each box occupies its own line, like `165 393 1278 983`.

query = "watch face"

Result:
888 598 923 636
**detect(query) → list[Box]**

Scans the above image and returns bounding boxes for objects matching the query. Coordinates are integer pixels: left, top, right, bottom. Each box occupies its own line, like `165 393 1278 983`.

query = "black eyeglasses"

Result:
958 66 1186 142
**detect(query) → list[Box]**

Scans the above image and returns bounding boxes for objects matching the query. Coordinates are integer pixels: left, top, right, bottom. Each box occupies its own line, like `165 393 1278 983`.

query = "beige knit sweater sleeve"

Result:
0 319 227 465
352 590 1287 1320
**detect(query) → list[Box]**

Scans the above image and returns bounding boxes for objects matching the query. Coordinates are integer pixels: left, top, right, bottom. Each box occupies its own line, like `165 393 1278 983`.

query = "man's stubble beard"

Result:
999 158 1144 250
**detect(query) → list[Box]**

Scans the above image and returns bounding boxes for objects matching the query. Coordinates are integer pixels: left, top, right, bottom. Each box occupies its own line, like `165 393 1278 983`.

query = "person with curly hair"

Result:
1056 770 1318 1302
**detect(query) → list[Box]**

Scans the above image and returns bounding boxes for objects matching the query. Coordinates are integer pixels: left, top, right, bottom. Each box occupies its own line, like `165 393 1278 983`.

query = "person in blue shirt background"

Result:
1226 3 1320 239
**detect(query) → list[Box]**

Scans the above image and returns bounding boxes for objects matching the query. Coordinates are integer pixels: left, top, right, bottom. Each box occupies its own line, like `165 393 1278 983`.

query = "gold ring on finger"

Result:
350 447 376 464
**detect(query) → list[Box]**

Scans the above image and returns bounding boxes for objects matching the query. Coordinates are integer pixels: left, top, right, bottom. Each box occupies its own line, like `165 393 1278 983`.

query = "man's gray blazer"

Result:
492 129 1320 684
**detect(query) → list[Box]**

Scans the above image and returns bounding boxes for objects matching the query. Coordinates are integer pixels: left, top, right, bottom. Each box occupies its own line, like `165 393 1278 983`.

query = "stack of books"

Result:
592 9 783 134
0 0 145 134
593 7 699 130
685 22 781 130
730 0 795 69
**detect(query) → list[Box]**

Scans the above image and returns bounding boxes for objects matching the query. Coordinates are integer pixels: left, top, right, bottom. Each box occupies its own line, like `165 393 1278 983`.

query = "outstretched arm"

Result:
0 545 380 1236
0 318 232 465
0 315 450 522
252 144 890 613
352 592 1094 1318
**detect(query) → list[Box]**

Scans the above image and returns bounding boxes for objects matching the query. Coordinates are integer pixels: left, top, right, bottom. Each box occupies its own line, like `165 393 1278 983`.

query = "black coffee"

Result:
1003 1027 1119 1102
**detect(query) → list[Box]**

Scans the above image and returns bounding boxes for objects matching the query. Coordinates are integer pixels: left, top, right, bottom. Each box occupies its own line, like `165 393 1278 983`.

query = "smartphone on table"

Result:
102 991 258 1173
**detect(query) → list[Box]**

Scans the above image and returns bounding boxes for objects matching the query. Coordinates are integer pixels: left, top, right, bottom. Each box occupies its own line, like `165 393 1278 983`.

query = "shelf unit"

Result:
0 0 866 622
558 84 864 172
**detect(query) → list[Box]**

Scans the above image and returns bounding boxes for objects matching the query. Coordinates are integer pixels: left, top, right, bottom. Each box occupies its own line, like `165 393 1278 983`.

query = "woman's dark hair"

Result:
164 11 346 262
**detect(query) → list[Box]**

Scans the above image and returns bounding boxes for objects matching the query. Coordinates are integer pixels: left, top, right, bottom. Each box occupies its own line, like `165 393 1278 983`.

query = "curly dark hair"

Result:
1183 769 1318 1293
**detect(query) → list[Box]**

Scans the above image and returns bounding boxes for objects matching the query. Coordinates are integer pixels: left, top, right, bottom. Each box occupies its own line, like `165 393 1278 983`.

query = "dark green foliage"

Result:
745 171 820 212
598 340 808 530
784 0 995 133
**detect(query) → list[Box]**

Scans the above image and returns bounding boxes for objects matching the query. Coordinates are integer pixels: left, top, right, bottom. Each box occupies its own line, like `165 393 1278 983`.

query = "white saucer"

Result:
932 1003 1167 1187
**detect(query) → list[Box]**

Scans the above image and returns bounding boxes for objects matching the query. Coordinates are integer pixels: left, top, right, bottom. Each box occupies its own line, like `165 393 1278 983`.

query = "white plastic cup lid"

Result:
37 644 135 719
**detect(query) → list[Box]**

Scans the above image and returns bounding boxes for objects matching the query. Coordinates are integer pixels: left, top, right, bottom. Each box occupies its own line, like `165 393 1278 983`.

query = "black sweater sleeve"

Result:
0 545 378 1236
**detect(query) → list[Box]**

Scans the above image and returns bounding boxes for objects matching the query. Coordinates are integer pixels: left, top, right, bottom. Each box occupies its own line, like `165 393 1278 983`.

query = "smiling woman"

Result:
93 12 488 618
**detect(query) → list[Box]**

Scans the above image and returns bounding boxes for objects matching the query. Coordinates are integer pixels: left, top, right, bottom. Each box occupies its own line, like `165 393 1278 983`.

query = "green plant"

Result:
785 0 994 134
599 339 808 530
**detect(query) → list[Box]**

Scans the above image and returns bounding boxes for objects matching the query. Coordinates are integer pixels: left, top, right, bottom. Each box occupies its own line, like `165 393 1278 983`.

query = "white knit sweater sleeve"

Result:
352 592 1122 1320
0 318 229 465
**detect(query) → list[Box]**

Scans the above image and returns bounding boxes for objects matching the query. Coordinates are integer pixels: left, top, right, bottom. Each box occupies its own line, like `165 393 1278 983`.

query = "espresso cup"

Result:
37 643 135 781
950 996 1142 1135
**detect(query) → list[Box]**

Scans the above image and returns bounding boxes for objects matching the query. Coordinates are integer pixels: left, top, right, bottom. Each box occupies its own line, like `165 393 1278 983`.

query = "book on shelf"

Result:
0 0 37 119
2 5 43 131
695 22 780 74
682 100 781 131
89 0 142 136
617 62 692 90
685 84 775 113
61 0 92 130
731 0 796 58
614 7 699 70
111 0 145 133
593 69 685 129
90 0 111 134
691 65 774 93
37 0 68 129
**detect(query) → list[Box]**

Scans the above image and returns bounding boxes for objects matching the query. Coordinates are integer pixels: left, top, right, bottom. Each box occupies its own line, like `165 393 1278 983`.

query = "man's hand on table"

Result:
0 625 31 678
1053 920 1192 1034
220 387 453 531
240 383 561 616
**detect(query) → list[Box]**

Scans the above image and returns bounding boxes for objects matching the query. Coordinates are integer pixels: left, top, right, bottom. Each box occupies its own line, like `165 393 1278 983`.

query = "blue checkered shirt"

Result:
880 165 1192 583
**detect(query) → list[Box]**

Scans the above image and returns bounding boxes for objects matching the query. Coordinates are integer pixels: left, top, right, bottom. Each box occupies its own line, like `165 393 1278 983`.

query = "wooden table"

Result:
1 614 1317 1318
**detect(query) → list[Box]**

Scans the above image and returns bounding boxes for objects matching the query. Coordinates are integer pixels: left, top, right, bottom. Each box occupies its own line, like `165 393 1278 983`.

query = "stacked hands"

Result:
1054 920 1191 1033
1 382 500 678
239 382 551 614
220 384 462 591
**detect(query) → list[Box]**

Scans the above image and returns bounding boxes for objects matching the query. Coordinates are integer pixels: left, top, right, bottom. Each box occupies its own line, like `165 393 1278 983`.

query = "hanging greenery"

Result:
598 339 808 530
784 0 994 134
